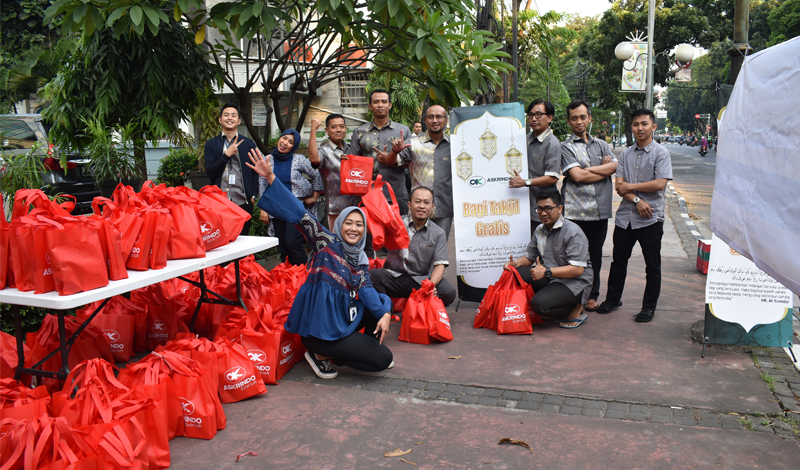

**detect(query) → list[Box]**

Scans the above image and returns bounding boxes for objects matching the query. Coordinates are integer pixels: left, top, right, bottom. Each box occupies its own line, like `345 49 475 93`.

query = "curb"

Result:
667 183 704 241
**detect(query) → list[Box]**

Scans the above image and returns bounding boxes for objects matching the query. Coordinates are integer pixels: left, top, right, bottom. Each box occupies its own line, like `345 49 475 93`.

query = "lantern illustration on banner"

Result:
504 122 523 176
479 119 497 160
456 138 473 181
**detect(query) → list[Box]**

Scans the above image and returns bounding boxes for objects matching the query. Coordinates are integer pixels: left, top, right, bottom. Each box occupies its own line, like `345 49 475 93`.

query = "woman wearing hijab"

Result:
247 148 393 379
257 129 324 265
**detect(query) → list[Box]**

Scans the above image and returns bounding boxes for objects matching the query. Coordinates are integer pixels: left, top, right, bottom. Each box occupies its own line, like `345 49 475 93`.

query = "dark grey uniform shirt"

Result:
384 215 449 283
349 120 411 202
561 134 617 221
525 127 561 222
525 216 593 303
615 140 673 229
396 132 453 218
313 139 361 216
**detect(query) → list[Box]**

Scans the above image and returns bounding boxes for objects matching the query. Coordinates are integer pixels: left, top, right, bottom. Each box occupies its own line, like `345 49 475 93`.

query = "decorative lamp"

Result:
479 120 497 160
615 42 635 61
504 136 523 177
456 141 473 181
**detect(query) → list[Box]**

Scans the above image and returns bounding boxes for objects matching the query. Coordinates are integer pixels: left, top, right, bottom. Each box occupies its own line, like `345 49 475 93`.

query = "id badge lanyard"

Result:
348 272 366 323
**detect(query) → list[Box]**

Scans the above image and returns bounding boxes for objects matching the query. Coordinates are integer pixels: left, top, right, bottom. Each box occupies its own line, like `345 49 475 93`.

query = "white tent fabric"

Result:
711 35 800 295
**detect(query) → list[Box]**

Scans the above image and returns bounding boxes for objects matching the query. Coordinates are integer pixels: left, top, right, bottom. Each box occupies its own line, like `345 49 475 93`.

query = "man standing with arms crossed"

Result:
561 99 618 311
509 99 561 234
205 103 259 235
350 89 411 215
595 109 672 322
384 105 453 239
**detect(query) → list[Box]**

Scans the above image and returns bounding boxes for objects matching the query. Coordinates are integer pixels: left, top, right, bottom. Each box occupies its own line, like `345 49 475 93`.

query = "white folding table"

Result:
0 235 278 381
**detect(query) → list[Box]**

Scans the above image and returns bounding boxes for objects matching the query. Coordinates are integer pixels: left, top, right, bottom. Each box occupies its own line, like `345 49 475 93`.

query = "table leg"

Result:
234 259 246 310
57 312 70 377
13 305 24 381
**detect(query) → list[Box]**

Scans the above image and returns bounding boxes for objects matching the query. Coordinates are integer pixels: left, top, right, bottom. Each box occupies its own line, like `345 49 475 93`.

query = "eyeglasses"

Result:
528 112 546 119
535 205 559 214
426 114 447 121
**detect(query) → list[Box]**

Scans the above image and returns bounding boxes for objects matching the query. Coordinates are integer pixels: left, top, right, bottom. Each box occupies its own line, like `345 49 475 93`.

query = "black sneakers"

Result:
305 351 338 379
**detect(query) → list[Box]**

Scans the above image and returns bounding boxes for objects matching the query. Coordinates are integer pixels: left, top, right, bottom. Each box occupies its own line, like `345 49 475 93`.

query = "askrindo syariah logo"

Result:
467 176 485 188
200 221 221 242
179 398 194 415
349 168 366 179
279 341 294 365
151 320 166 332
224 366 246 383
103 329 120 342
247 349 271 375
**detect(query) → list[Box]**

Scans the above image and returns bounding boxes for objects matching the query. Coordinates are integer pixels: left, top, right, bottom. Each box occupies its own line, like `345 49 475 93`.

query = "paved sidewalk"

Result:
167 175 800 468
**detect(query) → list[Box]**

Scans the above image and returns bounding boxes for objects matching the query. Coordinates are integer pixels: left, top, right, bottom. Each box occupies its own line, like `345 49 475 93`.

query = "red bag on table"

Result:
41 216 109 295
339 154 373 195
77 299 138 363
360 175 409 250
198 185 251 242
8 215 51 293
149 207 173 270
493 269 536 335
85 214 129 281
126 209 156 271
163 186 206 260
93 196 144 262
195 203 229 251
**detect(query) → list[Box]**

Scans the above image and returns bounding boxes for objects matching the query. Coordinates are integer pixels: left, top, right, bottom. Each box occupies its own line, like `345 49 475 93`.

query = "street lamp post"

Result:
645 0 655 110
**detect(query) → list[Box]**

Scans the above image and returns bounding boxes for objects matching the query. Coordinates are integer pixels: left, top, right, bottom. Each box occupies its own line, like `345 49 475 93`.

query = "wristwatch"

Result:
633 196 641 204
525 179 532 187
545 267 552 279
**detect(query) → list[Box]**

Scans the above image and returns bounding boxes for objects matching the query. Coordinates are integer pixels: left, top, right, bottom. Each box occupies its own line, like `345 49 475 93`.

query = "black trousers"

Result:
605 221 663 310
570 218 608 301
516 267 581 320
301 313 393 372
273 217 308 266
239 201 253 236
369 268 457 307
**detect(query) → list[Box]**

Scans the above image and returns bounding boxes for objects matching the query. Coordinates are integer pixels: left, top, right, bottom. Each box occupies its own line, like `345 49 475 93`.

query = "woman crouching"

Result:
247 148 393 379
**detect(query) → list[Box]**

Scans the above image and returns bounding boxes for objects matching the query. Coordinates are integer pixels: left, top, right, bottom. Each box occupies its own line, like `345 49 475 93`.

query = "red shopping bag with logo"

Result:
77 301 136 363
360 175 409 250
398 284 432 345
149 208 173 270
494 269 535 335
93 196 144 262
85 214 129 281
133 285 190 350
339 154 373 195
163 187 206 260
198 185 251 242
214 338 267 403
118 356 183 442
8 215 53 293
474 281 500 330
195 203 229 251
126 209 156 270
421 282 453 342
43 217 109 296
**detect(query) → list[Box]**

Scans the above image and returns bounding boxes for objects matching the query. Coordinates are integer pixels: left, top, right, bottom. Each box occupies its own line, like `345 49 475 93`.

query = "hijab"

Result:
271 128 301 187
270 129 301 161
333 207 369 267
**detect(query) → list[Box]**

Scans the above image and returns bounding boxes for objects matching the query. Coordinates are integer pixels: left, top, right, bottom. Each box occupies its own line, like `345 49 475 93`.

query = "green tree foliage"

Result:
0 38 77 114
0 0 58 59
43 0 514 152
41 18 219 177
769 0 800 45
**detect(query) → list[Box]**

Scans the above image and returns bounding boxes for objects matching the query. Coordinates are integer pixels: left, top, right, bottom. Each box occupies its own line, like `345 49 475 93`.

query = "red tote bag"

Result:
339 154 373 195
398 285 432 345
494 269 535 335
360 175 410 251
198 186 251 242
44 217 109 295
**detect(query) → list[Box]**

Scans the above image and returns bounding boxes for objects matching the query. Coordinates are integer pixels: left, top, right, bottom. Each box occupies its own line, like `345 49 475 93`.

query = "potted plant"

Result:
81 118 140 197
186 86 220 189
156 148 201 187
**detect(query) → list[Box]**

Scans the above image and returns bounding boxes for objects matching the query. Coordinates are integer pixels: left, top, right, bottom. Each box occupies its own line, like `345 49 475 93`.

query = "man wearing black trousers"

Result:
595 109 673 322
204 103 259 235
560 100 618 312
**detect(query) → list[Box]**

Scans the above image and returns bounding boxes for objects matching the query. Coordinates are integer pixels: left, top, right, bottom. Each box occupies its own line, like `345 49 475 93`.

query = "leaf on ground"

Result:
400 458 417 465
498 438 533 453
448 355 462 359
415 442 424 445
385 448 412 457
235 451 258 462
552 342 557 349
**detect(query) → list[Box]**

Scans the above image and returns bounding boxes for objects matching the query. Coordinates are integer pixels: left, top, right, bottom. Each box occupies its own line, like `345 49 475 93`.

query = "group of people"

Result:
205 93 672 380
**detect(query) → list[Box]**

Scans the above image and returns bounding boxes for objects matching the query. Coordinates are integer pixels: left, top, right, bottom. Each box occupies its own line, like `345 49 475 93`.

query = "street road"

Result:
661 142 716 238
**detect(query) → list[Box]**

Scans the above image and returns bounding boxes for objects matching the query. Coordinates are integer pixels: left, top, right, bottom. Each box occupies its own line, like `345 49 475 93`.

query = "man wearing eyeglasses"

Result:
509 99 561 234
503 187 593 329
595 109 672 323
561 99 618 312
384 105 454 240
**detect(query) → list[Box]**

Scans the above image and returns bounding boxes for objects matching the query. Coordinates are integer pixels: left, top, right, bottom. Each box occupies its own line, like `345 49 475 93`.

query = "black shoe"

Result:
634 308 655 322
595 301 623 314
305 351 338 379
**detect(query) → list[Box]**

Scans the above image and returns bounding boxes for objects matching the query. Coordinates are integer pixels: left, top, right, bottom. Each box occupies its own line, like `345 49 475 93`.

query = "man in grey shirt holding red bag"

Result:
503 187 593 329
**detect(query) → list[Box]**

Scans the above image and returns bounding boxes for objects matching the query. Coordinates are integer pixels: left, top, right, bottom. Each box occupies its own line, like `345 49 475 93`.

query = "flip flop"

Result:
559 313 588 329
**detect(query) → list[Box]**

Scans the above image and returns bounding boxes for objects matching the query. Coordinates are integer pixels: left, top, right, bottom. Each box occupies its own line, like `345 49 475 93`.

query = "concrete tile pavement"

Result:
217 176 800 468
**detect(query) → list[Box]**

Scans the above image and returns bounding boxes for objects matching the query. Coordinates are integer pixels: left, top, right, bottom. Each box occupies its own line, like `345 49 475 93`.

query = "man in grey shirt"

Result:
595 109 673 322
369 186 456 306
349 89 411 215
509 99 561 234
308 114 359 229
504 187 593 328
561 99 618 311
386 105 453 239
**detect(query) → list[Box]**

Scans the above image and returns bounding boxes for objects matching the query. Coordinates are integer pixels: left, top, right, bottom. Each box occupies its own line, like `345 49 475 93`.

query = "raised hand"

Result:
245 148 273 180
310 118 321 131
531 257 547 281
224 136 243 157
391 129 412 154
509 170 526 188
